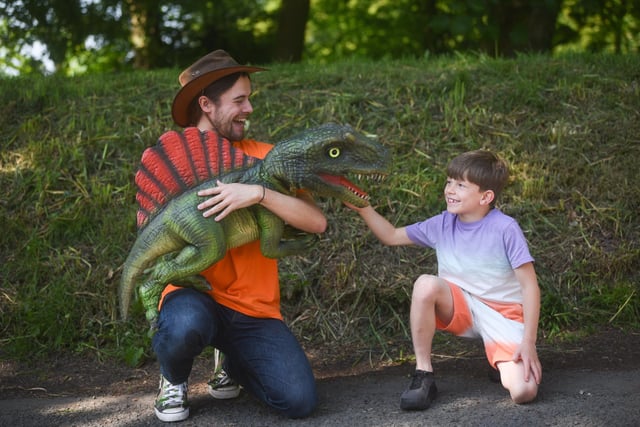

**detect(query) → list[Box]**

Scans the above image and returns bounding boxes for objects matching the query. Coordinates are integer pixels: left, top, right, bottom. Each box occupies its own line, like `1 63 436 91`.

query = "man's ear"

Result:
198 95 214 113
480 189 495 205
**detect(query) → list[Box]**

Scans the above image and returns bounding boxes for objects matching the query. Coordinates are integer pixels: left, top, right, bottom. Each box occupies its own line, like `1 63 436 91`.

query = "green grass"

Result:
1 53 638 366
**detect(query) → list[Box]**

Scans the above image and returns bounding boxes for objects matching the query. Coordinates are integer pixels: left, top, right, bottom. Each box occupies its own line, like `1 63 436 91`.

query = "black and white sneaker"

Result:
208 348 241 399
154 375 189 422
208 368 241 399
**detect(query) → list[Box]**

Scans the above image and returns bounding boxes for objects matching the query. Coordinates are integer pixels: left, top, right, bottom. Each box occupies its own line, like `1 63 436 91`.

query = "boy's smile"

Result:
444 178 493 222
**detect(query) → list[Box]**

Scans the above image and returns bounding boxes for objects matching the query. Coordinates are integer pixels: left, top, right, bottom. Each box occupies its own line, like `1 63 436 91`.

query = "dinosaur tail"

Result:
119 225 169 320
119 238 148 320
119 263 136 320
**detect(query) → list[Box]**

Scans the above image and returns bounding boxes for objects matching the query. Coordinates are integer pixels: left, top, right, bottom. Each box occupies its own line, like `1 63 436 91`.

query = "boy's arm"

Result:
513 262 543 384
347 204 413 246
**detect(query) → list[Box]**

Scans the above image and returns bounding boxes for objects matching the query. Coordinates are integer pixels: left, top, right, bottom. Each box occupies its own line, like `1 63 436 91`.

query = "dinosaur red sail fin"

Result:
134 127 259 229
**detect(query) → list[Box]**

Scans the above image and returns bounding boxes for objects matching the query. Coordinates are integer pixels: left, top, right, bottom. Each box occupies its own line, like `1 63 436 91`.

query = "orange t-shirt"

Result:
159 139 283 320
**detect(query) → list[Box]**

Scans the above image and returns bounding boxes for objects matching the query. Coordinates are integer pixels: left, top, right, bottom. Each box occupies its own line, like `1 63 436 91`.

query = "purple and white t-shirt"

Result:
405 208 534 304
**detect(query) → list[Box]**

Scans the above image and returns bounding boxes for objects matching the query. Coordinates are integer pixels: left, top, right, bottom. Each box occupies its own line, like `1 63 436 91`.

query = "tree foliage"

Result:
1 0 638 75
556 0 640 53
0 0 127 74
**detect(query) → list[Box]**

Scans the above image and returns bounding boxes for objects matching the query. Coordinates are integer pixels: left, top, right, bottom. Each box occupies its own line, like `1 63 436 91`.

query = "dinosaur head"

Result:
266 123 391 207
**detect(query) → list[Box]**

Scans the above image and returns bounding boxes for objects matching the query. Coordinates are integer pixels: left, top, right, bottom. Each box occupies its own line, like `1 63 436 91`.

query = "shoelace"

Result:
161 381 186 405
212 348 233 386
409 371 429 389
214 348 222 373
214 370 233 386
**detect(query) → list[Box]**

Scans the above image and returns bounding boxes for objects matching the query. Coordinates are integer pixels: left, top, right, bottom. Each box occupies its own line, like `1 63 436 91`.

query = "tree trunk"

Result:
126 0 162 69
417 0 440 54
274 0 310 62
487 0 562 56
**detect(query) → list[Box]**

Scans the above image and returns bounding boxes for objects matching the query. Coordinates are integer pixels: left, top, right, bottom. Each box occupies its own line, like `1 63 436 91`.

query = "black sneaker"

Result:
400 370 437 410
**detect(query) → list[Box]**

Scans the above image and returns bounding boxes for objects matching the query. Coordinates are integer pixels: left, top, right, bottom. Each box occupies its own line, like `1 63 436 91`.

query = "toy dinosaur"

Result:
119 123 390 325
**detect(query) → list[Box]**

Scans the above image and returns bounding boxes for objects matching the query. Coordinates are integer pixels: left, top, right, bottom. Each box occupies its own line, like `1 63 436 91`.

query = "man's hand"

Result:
197 180 263 221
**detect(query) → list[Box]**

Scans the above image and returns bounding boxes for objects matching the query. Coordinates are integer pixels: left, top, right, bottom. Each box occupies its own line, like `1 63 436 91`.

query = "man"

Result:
151 50 327 422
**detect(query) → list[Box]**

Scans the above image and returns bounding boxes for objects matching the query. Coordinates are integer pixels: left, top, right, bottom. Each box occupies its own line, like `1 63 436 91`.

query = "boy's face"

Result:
444 177 494 222
200 75 253 141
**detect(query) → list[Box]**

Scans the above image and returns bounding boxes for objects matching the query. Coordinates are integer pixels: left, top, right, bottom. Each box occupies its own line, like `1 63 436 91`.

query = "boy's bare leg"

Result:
409 275 455 372
401 275 454 411
496 360 539 404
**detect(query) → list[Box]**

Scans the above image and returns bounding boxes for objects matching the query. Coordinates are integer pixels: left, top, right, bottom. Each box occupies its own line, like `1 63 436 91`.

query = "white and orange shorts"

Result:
436 282 524 368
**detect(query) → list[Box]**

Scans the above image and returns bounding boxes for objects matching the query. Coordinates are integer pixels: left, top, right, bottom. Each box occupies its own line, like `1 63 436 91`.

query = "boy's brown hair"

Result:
447 150 509 204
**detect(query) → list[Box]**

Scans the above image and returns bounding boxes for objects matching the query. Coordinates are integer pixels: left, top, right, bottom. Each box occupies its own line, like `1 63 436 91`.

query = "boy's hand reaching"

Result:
341 203 412 246
343 201 366 211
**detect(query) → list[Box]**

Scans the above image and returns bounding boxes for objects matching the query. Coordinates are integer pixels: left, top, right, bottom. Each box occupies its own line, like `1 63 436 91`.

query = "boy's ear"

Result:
480 190 495 205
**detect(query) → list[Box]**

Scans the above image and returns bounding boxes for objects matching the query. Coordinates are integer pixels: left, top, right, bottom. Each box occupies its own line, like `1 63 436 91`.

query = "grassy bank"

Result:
1 53 638 365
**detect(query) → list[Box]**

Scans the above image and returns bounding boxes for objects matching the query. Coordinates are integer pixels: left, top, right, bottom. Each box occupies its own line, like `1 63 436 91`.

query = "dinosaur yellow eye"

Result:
328 147 341 158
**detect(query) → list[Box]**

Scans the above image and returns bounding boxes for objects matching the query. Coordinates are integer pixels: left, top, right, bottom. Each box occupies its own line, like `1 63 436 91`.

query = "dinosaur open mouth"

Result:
319 173 369 200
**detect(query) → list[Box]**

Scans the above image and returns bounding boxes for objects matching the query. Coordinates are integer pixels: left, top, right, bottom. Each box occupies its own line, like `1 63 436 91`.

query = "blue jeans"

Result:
152 288 317 418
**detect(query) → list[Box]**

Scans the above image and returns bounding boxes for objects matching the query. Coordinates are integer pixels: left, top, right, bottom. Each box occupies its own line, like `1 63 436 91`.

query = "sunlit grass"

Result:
0 53 638 365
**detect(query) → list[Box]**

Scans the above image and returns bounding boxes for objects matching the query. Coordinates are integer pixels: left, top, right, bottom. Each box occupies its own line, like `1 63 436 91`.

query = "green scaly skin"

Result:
119 123 390 328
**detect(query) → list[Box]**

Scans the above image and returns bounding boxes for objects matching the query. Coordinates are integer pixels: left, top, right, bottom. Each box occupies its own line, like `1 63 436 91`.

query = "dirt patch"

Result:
1 326 638 399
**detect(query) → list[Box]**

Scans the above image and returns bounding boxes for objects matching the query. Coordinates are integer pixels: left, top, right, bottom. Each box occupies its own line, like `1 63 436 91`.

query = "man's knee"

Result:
285 392 317 418
271 384 317 418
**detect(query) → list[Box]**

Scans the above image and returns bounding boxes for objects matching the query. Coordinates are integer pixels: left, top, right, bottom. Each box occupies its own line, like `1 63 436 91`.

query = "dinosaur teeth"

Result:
352 173 387 182
319 172 386 200
349 187 369 200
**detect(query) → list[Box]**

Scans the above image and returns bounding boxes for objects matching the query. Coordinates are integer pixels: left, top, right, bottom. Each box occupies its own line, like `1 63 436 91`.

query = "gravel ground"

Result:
2 328 639 426
1 364 639 426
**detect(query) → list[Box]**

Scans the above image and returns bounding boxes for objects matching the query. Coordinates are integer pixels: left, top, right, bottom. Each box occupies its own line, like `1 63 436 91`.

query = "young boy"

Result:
346 149 542 410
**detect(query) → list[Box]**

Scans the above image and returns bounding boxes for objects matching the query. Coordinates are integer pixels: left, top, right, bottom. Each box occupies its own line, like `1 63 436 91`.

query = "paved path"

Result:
2 364 638 426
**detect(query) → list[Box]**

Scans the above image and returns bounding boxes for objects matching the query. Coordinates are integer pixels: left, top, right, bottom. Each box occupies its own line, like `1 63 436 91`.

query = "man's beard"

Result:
206 114 244 141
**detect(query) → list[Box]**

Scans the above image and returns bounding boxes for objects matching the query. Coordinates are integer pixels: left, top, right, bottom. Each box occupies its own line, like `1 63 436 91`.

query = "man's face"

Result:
202 75 253 141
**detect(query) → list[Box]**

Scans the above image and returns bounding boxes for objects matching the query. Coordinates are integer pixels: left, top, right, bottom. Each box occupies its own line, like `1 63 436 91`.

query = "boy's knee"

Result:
414 273 438 285
413 274 438 292
412 274 444 300
508 380 538 404
497 361 539 404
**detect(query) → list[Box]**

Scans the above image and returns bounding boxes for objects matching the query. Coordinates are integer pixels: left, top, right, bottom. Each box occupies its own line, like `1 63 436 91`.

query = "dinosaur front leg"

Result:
138 270 211 327
147 253 212 291
257 209 318 258
138 245 204 326
137 274 212 333
139 278 166 331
